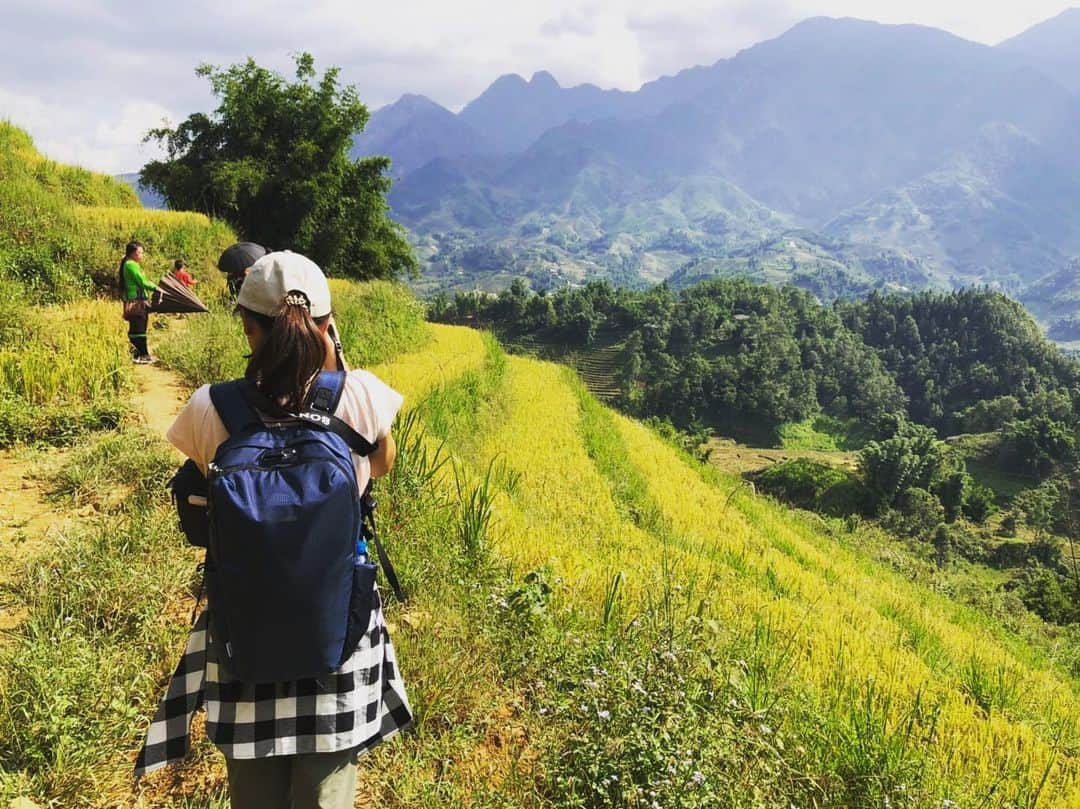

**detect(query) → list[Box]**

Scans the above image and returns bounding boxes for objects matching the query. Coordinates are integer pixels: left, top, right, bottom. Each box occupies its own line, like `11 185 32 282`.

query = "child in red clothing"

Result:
173 259 197 288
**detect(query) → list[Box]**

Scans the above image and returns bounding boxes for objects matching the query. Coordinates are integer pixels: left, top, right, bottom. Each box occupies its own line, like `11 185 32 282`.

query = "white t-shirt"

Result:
167 370 403 494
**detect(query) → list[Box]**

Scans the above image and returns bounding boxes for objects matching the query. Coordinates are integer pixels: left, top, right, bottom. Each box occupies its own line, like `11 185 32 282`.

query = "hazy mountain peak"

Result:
768 14 982 51
352 91 490 175
1001 7 1080 47
488 73 529 90
529 70 560 88
381 93 447 114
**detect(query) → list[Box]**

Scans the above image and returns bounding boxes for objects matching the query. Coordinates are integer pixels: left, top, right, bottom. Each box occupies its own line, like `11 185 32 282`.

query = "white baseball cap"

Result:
237 251 333 318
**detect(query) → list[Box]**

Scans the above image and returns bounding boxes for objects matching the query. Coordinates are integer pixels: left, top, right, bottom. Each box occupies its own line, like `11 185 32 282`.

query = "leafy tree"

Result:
1014 480 1062 540
858 421 949 510
961 396 1020 433
896 488 945 538
141 54 416 280
1001 417 1076 476
961 484 997 524
934 469 971 523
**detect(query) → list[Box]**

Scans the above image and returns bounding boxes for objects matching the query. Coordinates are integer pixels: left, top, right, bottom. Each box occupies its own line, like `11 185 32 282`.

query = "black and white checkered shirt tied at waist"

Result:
135 606 413 776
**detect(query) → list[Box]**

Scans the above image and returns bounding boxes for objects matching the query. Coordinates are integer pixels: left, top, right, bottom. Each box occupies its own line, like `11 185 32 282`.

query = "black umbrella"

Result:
217 242 268 276
151 273 210 314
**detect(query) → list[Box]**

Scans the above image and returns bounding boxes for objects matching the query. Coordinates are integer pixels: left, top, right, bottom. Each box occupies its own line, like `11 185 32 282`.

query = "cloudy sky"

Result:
1 0 1075 174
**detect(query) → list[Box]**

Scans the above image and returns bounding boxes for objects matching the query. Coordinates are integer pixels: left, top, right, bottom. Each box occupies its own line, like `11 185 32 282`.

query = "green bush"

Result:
962 483 997 524
749 458 869 516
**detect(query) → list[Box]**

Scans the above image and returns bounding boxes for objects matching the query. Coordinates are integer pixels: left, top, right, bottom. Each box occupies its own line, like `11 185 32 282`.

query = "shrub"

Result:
749 458 869 516
962 484 997 524
883 488 944 538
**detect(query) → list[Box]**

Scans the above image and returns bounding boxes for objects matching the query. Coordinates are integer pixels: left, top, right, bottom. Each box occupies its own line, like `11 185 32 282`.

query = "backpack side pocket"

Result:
342 561 379 665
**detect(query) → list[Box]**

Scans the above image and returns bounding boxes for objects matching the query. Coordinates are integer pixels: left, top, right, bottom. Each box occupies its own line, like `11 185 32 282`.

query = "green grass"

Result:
0 426 200 805
779 414 871 451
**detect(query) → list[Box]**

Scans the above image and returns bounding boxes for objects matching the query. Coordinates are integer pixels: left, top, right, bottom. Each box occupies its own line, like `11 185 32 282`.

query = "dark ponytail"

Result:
242 293 329 412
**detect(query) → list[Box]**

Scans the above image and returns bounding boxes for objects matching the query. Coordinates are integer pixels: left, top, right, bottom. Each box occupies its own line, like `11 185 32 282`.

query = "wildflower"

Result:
941 802 956 808
691 771 705 786
597 709 611 720
584 678 599 690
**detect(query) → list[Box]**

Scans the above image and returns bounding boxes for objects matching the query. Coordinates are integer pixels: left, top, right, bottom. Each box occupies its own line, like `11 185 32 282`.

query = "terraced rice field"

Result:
431 326 1080 805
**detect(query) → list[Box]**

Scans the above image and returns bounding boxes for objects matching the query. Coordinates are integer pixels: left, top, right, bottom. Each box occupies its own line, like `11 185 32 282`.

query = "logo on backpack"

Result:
298 410 332 427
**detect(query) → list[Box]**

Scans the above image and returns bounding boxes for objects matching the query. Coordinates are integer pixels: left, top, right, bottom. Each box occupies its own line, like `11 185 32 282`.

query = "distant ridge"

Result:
998 8 1080 93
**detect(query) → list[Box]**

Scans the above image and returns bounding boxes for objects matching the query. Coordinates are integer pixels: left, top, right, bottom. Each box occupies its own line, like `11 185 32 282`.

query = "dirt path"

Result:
0 358 189 635
132 360 189 458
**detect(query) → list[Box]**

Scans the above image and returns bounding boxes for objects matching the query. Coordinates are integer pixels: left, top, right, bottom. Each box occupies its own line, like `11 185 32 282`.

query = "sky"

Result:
1 0 1076 175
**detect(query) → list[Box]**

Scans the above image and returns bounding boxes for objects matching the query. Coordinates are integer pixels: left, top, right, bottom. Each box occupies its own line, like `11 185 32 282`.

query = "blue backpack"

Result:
205 371 379 683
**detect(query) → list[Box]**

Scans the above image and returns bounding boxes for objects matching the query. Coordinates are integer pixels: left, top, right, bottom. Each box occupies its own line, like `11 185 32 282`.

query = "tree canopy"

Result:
140 54 416 281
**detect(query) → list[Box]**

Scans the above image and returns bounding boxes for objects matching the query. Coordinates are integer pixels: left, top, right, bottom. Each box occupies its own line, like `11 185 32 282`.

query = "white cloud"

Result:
0 0 1075 173
0 87 172 174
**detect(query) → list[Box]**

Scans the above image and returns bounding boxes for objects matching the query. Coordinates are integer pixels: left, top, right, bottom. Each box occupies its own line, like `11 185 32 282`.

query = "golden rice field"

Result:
1 300 134 406
373 323 492 404
381 327 1080 805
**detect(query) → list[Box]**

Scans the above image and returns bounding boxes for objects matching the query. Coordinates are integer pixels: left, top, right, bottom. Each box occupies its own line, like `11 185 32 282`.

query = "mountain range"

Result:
350 10 1080 331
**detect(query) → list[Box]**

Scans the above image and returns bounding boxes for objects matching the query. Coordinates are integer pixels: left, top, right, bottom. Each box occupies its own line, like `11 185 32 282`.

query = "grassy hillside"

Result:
0 122 234 301
5 295 1080 805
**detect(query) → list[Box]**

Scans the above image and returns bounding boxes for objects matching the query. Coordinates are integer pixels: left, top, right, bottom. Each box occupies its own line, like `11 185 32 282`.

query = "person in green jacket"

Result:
118 240 160 363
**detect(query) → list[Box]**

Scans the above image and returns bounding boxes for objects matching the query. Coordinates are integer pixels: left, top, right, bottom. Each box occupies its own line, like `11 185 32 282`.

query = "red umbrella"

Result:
151 273 210 314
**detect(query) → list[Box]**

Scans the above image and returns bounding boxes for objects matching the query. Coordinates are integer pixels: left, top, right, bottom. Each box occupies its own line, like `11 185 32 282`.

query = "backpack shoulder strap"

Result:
305 371 348 415
208 380 261 436
300 371 379 458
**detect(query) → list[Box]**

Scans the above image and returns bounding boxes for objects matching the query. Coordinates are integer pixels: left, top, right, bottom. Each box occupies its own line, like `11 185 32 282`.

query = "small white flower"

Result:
691 771 705 786
597 709 611 720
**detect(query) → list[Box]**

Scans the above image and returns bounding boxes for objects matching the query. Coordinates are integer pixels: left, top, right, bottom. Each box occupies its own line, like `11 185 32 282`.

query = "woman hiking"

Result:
118 240 160 363
135 251 413 808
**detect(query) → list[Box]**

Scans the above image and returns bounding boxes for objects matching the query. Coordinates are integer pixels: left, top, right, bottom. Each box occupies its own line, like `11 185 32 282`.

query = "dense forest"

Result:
432 280 1080 446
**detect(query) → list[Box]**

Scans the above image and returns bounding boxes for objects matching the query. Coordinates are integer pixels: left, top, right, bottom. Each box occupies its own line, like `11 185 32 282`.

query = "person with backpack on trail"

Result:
118 240 161 363
134 251 413 808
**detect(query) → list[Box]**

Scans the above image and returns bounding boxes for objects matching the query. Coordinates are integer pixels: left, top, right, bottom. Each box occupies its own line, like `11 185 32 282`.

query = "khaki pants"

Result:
225 747 358 809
